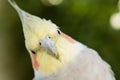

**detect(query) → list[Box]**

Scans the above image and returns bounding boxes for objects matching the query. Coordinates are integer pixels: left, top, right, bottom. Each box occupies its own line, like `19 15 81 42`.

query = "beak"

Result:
40 36 59 59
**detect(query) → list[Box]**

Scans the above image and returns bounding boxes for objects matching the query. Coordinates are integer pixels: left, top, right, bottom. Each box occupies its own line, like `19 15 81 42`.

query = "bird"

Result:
8 0 116 80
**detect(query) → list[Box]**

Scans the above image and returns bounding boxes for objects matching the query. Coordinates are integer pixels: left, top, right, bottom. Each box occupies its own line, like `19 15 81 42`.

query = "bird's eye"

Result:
31 50 36 54
39 42 42 46
57 30 61 35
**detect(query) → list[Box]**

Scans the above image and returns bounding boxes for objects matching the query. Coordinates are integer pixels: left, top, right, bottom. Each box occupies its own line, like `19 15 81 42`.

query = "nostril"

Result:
48 36 51 39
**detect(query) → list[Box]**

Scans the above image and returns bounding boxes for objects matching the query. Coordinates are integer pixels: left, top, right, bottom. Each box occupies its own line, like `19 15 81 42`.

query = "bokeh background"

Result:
0 0 120 80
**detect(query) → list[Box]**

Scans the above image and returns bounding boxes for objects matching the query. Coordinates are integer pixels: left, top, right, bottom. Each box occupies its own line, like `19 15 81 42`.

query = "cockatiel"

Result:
8 0 115 80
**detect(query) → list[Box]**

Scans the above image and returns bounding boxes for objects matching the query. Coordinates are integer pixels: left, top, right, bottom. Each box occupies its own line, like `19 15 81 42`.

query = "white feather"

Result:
8 1 115 80
34 41 115 80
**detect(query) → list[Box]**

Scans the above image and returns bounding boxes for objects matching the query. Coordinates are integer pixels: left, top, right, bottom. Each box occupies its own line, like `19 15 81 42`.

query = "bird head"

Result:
8 0 81 75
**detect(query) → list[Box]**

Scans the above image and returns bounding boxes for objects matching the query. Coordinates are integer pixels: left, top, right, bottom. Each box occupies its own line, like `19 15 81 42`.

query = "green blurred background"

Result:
0 0 120 80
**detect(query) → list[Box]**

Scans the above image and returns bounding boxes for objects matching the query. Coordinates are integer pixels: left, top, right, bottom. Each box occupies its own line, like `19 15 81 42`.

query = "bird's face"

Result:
8 0 76 75
24 19 75 74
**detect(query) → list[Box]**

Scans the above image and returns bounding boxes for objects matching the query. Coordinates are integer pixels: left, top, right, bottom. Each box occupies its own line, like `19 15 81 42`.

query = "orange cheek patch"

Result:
62 33 75 44
31 54 39 71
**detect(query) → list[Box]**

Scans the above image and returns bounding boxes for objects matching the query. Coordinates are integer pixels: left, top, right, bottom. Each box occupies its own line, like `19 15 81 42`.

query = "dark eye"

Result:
31 50 36 54
57 30 61 35
39 42 42 46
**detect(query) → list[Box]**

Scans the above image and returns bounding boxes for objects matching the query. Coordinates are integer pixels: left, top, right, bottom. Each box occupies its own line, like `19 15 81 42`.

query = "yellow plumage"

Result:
8 0 78 75
8 0 115 80
36 36 78 74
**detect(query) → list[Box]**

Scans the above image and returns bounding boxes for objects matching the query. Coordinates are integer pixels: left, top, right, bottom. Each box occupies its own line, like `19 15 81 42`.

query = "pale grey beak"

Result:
40 36 59 59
